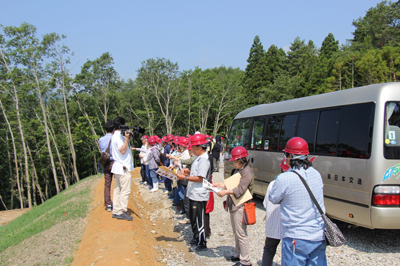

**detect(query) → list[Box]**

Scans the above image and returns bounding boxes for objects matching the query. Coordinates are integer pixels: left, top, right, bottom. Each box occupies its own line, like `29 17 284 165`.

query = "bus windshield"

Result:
384 102 400 159
227 118 252 150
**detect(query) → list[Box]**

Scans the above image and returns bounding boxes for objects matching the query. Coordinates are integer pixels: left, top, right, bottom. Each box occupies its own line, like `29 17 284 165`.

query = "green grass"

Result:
0 175 98 253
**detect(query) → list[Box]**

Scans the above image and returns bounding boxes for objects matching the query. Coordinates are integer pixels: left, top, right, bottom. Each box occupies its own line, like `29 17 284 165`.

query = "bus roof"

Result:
235 82 400 119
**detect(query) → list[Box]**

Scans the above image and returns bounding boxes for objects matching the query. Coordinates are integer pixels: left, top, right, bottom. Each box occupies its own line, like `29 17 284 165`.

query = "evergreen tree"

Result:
352 0 400 49
242 35 268 106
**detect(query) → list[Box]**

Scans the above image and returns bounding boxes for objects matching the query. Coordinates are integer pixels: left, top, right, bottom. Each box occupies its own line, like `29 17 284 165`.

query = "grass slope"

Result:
0 175 98 253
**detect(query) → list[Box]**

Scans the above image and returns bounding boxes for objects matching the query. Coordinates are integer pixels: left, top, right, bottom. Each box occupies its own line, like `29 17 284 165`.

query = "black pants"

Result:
189 199 207 246
140 164 146 182
262 237 280 266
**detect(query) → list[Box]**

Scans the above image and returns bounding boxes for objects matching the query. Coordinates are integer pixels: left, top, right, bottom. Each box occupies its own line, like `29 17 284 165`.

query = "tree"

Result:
136 58 182 134
242 35 268 106
352 1 400 49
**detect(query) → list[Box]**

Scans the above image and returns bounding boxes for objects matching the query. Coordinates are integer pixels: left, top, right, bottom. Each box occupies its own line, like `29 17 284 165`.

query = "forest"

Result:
0 1 399 210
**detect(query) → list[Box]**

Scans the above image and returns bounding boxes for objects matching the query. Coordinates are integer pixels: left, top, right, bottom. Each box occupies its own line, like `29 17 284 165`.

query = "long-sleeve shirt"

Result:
180 155 196 170
269 167 325 241
225 165 254 212
163 144 171 166
99 133 113 161
263 180 283 239
148 146 160 170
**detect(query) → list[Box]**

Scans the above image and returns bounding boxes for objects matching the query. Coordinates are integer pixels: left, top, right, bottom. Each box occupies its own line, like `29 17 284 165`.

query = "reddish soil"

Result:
72 168 191 266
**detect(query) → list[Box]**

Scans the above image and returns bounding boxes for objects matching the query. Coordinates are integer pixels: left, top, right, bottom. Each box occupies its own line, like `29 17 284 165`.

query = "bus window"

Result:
384 102 400 159
227 118 253 150
337 103 374 158
251 116 266 150
279 114 298 150
265 116 282 151
297 111 319 153
315 109 341 155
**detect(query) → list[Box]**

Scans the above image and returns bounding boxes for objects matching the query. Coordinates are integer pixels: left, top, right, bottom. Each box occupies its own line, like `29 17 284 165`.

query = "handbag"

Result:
242 200 256 225
99 139 112 167
293 171 345 247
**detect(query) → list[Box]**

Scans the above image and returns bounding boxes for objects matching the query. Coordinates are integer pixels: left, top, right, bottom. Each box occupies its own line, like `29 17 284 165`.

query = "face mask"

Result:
280 156 290 172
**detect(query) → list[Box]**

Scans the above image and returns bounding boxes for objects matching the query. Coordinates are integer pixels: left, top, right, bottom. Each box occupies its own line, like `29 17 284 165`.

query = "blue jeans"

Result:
281 238 327 266
149 168 158 188
144 165 150 186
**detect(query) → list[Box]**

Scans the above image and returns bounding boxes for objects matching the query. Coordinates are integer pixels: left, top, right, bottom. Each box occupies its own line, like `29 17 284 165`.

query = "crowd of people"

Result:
99 117 327 266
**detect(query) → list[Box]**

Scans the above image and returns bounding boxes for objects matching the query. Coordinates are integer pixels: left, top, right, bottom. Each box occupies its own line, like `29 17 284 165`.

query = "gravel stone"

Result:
135 167 400 265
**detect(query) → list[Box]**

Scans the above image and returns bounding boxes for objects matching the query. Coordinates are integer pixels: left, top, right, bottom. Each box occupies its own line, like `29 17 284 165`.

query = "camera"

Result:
120 125 145 139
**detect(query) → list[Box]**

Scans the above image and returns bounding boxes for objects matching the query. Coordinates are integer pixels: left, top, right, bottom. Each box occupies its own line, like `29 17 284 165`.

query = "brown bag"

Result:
99 139 112 167
242 201 256 225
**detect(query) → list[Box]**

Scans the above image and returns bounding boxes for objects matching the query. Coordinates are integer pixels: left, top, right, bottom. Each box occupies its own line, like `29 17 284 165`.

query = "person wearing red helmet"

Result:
268 137 327 266
177 134 211 252
213 146 253 266
147 136 161 192
138 135 149 185
161 135 173 194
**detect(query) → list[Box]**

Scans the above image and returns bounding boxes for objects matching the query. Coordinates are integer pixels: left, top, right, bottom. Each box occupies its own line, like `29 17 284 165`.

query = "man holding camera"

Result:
111 117 134 221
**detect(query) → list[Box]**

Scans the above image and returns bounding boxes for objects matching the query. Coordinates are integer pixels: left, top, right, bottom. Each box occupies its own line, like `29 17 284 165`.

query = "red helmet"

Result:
173 136 180 144
141 135 148 140
229 146 249 161
205 134 210 139
161 136 168 142
147 136 157 145
191 134 208 146
221 137 223 141
167 134 174 141
210 136 213 140
178 137 188 147
283 137 309 155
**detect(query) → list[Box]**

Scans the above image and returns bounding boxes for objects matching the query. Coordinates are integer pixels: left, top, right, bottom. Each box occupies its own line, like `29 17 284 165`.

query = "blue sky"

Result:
1 0 383 80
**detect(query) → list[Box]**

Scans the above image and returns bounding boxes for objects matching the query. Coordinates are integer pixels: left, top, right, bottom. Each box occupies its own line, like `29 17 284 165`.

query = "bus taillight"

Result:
373 194 400 205
372 186 400 206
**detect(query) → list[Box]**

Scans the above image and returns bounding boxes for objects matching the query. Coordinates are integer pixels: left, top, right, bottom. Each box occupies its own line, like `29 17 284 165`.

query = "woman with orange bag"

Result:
213 146 254 266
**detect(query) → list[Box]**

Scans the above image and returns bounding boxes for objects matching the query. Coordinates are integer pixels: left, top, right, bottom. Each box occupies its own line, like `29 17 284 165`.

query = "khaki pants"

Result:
112 172 131 215
230 206 251 265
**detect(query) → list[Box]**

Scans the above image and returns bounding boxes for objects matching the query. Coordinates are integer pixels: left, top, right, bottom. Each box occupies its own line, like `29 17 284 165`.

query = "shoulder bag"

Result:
99 139 112 167
293 171 345 247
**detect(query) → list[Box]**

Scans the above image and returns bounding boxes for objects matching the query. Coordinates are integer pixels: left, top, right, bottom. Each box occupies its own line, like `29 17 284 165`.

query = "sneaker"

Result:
233 263 252 266
189 239 198 245
226 256 240 262
106 205 112 212
115 212 133 221
179 218 190 224
112 214 118 218
163 190 169 194
139 181 144 184
150 187 159 192
189 244 207 252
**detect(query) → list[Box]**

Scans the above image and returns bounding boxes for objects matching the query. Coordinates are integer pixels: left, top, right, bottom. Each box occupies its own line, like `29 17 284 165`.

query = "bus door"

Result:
249 116 267 196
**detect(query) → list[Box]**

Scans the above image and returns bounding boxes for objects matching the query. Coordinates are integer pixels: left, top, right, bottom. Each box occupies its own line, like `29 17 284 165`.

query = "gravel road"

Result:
136 167 400 266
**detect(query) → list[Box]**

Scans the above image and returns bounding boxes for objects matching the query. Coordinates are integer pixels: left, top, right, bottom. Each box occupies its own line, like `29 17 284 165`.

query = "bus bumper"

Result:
371 207 400 229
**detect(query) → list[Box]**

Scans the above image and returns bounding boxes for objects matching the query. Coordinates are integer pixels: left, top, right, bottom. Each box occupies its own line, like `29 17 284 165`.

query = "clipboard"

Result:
224 173 253 206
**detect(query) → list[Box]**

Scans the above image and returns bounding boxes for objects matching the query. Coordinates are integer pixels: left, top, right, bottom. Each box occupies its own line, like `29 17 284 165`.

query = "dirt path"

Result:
72 168 193 266
0 208 31 226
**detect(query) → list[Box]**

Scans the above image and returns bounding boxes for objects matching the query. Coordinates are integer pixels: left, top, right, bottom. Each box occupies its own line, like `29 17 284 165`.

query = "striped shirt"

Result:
263 180 283 239
269 167 325 241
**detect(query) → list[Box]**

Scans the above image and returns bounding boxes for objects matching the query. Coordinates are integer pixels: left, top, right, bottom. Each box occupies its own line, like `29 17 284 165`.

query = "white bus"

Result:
224 82 400 229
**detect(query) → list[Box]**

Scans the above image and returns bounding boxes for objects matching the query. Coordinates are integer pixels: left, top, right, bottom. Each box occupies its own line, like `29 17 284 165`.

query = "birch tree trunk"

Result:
56 49 80 182
0 95 24 209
